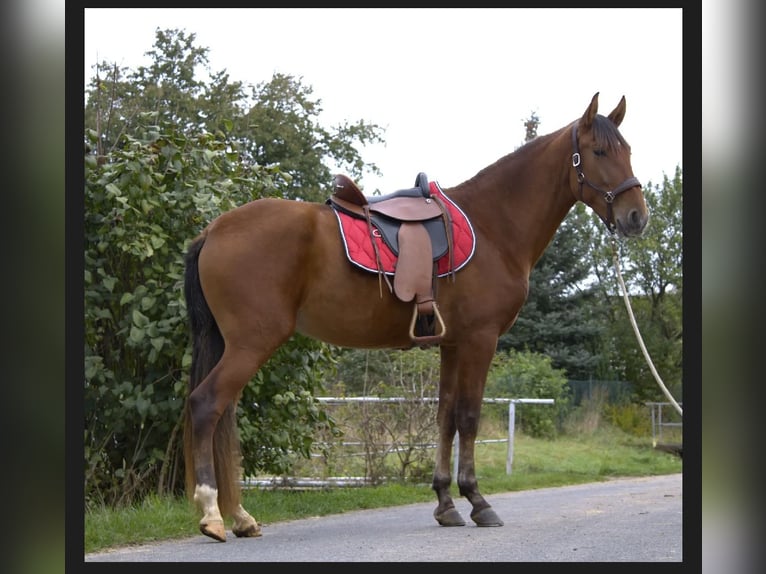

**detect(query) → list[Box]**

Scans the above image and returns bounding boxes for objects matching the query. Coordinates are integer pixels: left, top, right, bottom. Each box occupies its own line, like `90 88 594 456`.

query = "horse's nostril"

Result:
622 209 648 235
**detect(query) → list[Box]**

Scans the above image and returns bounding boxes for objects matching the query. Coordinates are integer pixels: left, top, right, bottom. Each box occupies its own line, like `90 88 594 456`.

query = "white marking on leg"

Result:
193 484 223 523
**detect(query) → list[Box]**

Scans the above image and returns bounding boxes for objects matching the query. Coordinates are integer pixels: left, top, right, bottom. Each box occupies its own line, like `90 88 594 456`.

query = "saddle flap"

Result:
393 222 434 302
369 196 444 221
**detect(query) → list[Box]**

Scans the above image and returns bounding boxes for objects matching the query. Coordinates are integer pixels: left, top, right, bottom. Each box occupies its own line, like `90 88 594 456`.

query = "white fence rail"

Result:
645 401 682 447
244 397 553 488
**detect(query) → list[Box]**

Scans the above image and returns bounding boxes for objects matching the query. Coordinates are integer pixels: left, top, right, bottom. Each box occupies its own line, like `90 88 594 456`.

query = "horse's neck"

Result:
450 128 576 269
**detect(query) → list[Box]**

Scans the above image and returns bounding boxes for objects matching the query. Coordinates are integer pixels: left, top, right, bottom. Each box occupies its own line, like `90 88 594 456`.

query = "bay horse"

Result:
182 92 649 542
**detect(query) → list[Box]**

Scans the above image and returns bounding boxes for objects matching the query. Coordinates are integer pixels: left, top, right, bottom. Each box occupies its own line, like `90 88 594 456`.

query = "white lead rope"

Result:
611 237 683 417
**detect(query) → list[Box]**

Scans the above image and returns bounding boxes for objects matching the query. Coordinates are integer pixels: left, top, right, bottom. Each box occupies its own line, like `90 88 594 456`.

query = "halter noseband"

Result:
571 123 641 234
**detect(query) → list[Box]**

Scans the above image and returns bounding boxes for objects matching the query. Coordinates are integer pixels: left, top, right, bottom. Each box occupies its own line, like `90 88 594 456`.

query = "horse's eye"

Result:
594 149 606 157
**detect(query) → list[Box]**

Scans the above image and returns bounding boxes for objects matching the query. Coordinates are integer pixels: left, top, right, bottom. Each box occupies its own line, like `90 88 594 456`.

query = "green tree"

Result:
84 28 384 506
85 28 385 202
588 167 683 402
523 110 540 141
85 29 245 157
83 116 331 506
485 350 571 438
240 73 384 202
326 347 440 398
84 118 269 505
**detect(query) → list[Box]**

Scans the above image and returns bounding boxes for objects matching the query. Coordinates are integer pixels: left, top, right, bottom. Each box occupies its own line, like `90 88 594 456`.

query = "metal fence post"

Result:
308 396 553 481
453 431 459 482
507 400 516 474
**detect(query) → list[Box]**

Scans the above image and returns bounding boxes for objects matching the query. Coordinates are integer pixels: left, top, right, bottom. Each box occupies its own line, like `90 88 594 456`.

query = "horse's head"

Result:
571 92 649 237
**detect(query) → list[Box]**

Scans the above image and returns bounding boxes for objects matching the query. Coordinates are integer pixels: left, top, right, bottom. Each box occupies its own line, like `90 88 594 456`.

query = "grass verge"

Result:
85 428 681 554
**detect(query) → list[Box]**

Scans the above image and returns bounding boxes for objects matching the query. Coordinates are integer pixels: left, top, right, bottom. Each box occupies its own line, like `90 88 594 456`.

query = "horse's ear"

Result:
581 92 599 129
607 96 627 127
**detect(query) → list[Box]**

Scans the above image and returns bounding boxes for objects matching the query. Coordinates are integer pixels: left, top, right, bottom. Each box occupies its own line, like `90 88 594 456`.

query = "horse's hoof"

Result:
434 507 466 526
200 519 227 542
233 523 262 538
471 506 504 527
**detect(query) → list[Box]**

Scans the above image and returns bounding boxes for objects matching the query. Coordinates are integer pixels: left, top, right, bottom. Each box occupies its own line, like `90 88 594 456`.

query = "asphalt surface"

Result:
84 473 683 562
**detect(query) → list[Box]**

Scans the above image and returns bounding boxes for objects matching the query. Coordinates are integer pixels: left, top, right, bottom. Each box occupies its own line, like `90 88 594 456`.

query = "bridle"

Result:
571 123 641 234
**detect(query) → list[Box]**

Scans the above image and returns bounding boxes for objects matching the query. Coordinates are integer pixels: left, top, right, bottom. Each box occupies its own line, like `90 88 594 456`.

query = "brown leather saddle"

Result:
327 173 455 347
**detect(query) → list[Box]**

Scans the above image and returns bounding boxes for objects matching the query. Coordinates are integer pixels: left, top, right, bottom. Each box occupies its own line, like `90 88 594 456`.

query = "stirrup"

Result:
408 301 446 346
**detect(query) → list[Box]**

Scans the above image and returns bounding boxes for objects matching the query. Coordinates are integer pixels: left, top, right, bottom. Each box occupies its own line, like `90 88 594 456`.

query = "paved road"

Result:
85 473 683 562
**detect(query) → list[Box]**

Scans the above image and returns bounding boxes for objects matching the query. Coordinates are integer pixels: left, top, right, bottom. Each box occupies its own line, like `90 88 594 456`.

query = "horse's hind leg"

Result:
231 503 259 538
188 345 271 541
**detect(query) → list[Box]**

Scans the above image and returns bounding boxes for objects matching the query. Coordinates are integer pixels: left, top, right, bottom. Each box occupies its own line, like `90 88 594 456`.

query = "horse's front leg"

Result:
431 345 465 526
456 427 503 527
453 339 504 526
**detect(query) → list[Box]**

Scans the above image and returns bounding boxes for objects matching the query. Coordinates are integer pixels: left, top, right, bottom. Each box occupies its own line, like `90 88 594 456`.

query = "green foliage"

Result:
588 168 683 401
566 379 636 406
86 29 245 157
83 28 383 507
328 347 441 397
603 403 653 437
84 115 286 506
321 348 441 482
617 169 683 401
485 350 571 438
241 73 385 202
237 336 341 478
85 28 385 203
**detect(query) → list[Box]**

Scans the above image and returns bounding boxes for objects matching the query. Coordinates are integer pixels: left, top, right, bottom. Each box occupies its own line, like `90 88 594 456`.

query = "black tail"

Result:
183 232 224 393
182 232 242 514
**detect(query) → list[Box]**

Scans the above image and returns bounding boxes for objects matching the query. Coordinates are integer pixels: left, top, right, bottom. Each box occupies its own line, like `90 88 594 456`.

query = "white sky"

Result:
84 7 682 194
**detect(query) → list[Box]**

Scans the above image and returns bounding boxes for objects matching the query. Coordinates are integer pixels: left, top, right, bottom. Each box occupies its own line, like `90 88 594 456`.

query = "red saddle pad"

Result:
332 181 476 276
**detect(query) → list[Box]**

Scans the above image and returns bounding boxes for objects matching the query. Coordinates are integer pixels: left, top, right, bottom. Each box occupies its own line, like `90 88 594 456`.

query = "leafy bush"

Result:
484 350 571 439
84 120 334 506
317 348 441 483
603 402 652 436
84 29 385 509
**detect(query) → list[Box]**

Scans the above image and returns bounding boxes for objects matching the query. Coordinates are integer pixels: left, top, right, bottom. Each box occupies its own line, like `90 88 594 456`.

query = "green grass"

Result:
85 428 681 554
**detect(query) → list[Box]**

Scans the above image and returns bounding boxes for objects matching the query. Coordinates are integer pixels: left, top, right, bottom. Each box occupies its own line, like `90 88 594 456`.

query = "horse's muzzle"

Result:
616 209 650 238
